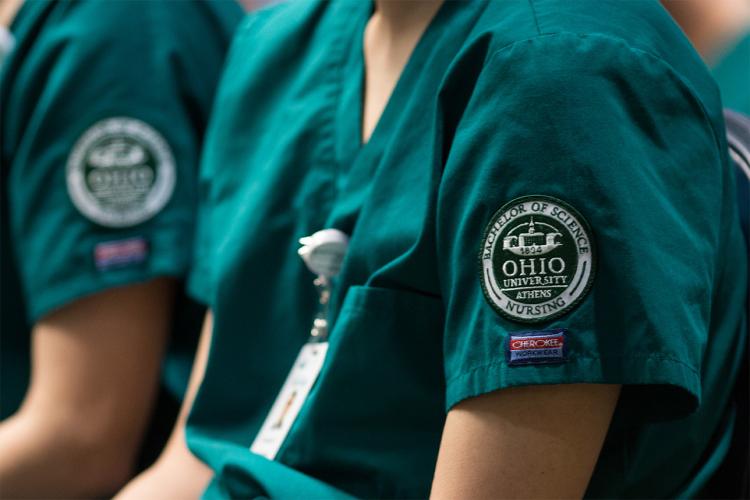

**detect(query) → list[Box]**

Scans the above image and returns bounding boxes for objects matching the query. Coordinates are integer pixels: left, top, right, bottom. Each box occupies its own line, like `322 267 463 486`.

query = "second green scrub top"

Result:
711 30 750 116
187 1 747 498
0 0 242 418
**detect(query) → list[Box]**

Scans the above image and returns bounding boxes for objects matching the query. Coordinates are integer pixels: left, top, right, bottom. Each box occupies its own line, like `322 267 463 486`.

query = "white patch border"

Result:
480 195 595 323
66 117 176 227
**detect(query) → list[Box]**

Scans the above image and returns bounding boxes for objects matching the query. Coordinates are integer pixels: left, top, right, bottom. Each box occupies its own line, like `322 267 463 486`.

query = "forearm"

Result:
115 312 215 500
0 279 174 498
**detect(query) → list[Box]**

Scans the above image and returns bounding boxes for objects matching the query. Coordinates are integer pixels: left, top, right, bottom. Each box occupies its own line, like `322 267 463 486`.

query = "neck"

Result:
373 0 443 34
360 0 442 143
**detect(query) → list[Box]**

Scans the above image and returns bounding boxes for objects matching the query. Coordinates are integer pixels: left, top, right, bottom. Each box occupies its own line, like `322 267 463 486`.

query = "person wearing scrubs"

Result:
0 0 241 497
146 0 746 497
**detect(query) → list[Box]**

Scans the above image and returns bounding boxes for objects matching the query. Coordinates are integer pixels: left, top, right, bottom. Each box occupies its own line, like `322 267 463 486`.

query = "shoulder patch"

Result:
479 195 595 323
66 118 176 227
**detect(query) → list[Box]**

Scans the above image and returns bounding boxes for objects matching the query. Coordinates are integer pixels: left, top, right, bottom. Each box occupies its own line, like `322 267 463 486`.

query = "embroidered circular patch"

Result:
480 195 595 323
66 118 175 227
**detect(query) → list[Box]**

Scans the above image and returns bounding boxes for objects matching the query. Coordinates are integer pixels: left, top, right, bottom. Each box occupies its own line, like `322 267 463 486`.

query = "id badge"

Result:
250 341 329 460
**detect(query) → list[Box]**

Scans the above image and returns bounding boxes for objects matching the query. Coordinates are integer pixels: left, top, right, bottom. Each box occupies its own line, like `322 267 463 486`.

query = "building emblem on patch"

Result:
66 117 176 228
507 329 567 365
502 217 562 255
480 195 595 323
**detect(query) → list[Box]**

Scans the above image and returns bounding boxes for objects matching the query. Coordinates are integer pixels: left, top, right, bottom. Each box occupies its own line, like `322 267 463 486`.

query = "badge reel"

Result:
250 229 349 460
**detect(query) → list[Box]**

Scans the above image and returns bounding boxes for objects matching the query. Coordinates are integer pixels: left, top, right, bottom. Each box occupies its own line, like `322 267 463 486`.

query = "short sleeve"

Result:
6 1 238 321
437 34 727 421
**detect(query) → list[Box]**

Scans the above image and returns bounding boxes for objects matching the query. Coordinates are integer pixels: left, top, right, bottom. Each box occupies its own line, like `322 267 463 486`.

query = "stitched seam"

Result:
526 0 542 35
484 32 723 157
446 352 700 385
328 0 359 203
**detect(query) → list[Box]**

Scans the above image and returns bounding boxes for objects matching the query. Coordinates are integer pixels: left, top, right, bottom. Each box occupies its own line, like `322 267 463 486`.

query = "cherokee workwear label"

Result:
506 329 567 365
480 195 594 323
66 117 176 227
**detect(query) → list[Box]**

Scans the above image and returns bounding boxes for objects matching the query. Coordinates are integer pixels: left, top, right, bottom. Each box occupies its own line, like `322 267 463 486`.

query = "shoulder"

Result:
28 0 240 61
443 0 723 146
218 0 354 100
229 0 354 61
472 0 701 66
239 0 356 32
3 1 236 161
471 0 712 90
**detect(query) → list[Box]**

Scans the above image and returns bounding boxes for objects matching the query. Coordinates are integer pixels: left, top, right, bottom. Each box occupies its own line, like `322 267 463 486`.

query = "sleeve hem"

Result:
445 354 701 421
27 262 187 323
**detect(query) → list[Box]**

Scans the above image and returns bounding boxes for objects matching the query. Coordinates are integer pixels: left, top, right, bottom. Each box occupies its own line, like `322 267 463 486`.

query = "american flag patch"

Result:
507 329 567 365
94 237 148 270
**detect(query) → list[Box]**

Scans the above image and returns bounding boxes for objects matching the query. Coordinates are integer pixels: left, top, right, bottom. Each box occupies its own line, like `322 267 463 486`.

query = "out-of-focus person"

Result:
663 0 750 114
0 0 242 497
665 2 750 497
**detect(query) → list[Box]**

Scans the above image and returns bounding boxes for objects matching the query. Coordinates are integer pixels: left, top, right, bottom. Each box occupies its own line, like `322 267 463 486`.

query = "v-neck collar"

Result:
335 0 455 171
324 0 486 235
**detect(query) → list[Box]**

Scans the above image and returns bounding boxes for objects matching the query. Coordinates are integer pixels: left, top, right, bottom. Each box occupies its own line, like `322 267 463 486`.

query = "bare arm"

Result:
0 0 24 27
115 311 214 500
431 384 621 500
661 0 750 61
0 278 175 498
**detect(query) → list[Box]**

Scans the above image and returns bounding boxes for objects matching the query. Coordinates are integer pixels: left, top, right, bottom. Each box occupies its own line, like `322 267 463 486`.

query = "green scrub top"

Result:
0 0 242 418
187 1 747 498
712 31 750 116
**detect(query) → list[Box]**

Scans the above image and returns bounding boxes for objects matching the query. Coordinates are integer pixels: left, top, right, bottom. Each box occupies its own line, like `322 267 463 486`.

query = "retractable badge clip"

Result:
250 229 349 460
298 228 349 342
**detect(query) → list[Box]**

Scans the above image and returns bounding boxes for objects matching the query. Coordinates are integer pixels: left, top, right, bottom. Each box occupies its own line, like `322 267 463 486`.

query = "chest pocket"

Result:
277 285 446 499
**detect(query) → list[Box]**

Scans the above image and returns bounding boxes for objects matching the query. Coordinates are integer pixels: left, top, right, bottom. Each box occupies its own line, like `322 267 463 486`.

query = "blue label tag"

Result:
507 329 567 365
